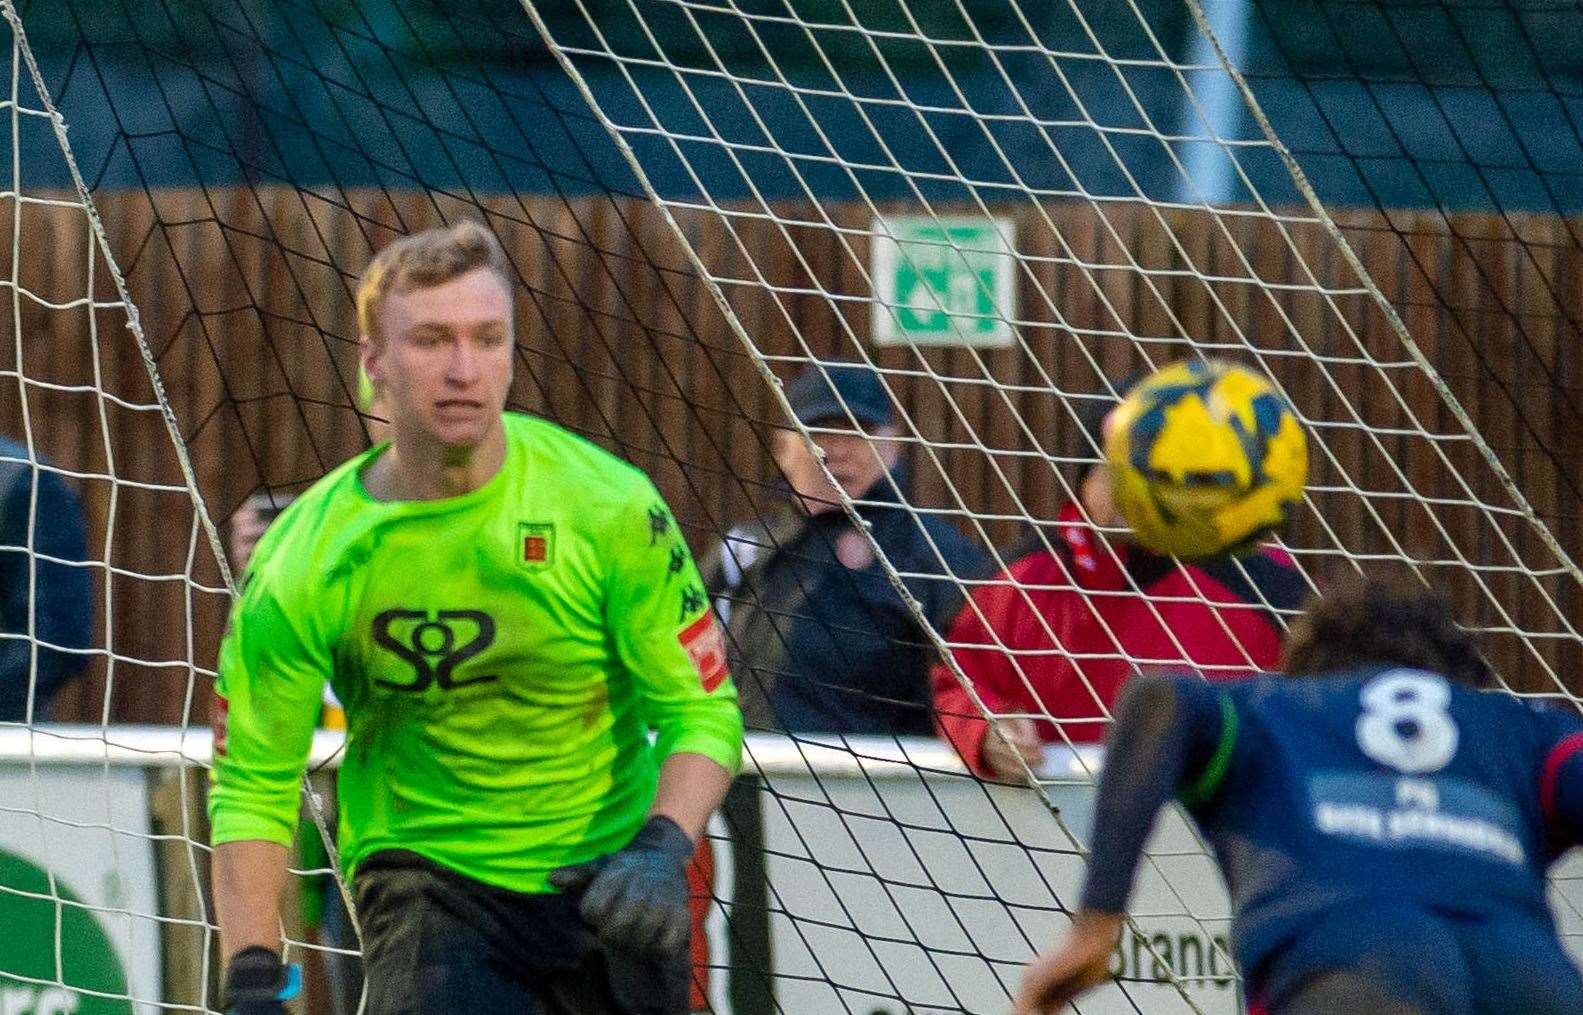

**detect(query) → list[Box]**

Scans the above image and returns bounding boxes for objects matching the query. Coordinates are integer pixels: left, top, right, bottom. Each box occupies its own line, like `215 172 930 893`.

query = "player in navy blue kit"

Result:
1013 579 1583 1015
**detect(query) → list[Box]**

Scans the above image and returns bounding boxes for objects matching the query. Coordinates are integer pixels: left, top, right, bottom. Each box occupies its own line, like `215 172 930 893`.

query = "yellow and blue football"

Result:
1103 359 1307 560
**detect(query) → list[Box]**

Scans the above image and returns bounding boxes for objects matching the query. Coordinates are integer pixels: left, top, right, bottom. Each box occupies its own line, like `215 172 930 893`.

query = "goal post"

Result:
0 1 1580 1014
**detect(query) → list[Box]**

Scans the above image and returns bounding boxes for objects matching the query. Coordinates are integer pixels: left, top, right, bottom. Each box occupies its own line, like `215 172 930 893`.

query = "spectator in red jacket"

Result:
933 383 1306 780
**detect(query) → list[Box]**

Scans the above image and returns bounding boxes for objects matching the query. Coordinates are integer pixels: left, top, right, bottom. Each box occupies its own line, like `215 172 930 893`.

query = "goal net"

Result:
0 0 1580 1013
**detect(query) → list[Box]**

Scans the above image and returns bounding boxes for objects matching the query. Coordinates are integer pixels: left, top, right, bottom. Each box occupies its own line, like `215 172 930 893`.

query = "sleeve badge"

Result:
678 612 729 693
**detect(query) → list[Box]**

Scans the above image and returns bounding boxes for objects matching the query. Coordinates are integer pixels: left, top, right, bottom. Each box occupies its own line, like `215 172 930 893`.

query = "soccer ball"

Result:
1103 359 1307 560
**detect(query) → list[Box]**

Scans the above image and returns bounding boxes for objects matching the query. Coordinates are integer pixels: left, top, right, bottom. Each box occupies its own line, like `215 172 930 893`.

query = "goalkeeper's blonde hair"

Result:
356 220 512 343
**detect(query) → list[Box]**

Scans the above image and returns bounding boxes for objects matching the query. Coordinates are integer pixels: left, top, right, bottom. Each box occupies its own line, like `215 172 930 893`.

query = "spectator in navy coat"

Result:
699 363 989 735
0 437 91 722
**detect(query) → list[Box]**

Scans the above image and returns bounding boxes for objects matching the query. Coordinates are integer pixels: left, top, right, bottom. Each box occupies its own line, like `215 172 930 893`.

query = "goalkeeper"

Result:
209 221 742 1015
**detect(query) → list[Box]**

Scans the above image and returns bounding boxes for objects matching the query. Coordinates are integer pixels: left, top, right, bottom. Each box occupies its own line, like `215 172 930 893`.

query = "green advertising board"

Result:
0 848 133 1013
871 216 1017 348
0 763 156 1014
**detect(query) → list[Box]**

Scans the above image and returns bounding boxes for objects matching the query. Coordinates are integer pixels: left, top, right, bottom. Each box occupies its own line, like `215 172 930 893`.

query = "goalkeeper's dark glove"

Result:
222 946 301 1015
547 814 695 955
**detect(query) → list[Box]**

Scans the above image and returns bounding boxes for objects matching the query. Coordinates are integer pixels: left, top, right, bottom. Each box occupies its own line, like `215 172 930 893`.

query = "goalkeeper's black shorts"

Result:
353 850 691 1015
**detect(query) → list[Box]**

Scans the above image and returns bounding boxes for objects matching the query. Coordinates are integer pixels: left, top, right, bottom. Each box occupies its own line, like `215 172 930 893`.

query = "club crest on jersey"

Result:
679 611 728 693
518 521 555 570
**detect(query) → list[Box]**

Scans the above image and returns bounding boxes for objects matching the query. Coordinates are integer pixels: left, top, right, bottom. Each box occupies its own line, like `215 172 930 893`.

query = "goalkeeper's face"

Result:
370 267 514 450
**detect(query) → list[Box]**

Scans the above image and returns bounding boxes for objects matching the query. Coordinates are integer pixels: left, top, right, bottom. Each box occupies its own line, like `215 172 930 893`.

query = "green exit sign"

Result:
871 216 1017 348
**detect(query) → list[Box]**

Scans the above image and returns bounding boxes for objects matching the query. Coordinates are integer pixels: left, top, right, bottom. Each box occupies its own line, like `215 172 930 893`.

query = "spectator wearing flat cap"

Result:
698 363 989 735
932 378 1306 780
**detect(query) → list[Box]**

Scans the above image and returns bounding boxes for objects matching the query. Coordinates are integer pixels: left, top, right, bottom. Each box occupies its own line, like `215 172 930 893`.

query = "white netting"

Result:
0 2 226 1011
524 1 1583 1011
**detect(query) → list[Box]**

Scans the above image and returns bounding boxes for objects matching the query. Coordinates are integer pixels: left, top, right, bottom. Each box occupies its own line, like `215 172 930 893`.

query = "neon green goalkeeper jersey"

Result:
209 412 742 893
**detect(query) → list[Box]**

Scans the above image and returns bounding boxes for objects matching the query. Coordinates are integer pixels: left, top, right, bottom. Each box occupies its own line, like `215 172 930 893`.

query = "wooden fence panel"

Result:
1 189 1577 724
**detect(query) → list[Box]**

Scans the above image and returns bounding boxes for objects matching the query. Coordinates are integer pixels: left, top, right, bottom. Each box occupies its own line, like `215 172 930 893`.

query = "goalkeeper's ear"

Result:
359 333 383 391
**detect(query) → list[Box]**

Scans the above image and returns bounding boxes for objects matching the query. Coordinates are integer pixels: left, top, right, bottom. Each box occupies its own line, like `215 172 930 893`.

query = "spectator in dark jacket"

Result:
933 382 1306 779
0 437 91 721
699 363 989 735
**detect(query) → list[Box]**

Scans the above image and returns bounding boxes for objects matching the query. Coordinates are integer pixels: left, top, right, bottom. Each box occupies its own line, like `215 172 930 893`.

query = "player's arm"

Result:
933 585 1044 780
208 572 327 1011
549 486 742 954
213 839 290 961
605 492 742 814
1014 674 1229 1015
650 748 733 839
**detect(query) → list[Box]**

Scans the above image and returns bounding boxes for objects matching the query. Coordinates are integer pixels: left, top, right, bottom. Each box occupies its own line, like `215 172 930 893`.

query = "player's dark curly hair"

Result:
1281 577 1493 688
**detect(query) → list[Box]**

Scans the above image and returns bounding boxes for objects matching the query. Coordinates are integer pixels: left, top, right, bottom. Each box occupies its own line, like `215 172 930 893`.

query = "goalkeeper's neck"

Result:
364 418 507 502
